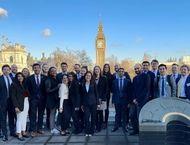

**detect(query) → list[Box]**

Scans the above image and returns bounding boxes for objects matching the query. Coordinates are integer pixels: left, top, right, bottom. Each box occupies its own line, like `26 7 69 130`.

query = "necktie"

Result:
119 78 123 91
161 76 165 96
36 75 40 87
6 76 11 97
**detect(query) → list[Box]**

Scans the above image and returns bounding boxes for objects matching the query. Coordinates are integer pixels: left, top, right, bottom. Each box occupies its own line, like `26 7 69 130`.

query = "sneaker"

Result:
51 128 60 134
88 134 92 136
85 134 88 137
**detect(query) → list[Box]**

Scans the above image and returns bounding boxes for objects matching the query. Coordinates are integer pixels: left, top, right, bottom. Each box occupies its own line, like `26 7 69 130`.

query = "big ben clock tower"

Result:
96 22 106 68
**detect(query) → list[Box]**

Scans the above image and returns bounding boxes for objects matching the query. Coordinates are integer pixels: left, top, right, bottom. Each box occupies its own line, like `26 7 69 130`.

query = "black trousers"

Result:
59 100 72 131
0 98 16 136
105 93 111 125
46 107 50 129
96 110 103 131
114 103 128 129
29 99 45 132
84 104 96 134
129 104 139 132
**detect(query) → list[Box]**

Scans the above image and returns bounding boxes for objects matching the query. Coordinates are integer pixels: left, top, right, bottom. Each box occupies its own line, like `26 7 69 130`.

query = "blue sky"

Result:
0 0 190 62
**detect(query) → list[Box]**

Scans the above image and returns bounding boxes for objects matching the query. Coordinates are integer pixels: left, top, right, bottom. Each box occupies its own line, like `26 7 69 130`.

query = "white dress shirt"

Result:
178 75 188 98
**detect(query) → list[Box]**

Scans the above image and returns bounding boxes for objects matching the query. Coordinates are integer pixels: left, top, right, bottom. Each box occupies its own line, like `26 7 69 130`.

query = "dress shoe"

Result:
2 135 8 142
22 134 30 138
10 133 17 137
129 131 139 135
31 132 37 137
111 127 118 132
37 130 44 134
17 137 25 141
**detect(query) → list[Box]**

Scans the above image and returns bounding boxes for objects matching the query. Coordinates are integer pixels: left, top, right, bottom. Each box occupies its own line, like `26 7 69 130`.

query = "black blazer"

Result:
132 73 150 106
45 77 59 109
10 82 29 111
95 76 108 101
103 72 114 93
147 71 155 99
68 80 81 108
27 74 46 101
81 82 99 106
0 75 9 106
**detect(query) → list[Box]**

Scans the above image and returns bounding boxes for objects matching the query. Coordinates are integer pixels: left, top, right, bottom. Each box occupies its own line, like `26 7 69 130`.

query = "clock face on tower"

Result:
97 40 104 48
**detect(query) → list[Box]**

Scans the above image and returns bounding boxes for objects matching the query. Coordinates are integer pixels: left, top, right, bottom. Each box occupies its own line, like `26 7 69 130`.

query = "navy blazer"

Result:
27 74 46 101
81 82 99 106
112 78 131 104
132 73 150 106
184 75 190 100
0 75 9 106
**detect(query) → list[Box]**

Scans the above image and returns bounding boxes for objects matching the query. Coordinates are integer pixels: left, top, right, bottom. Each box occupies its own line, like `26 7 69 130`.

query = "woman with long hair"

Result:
11 72 29 141
81 71 100 136
102 63 114 128
45 67 60 134
93 66 108 132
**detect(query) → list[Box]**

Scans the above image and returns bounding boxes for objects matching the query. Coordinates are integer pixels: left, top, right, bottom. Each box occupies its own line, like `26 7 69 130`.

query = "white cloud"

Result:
42 28 52 37
0 7 8 18
135 36 144 44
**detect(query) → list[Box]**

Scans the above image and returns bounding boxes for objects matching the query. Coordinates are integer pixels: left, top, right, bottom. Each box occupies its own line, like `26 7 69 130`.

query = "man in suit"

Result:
142 61 155 100
111 68 132 132
130 63 150 135
171 63 181 85
113 64 131 81
27 63 46 137
154 64 176 98
9 64 18 80
57 62 69 83
151 59 160 77
74 64 81 81
0 65 13 141
177 65 190 100
8 64 18 137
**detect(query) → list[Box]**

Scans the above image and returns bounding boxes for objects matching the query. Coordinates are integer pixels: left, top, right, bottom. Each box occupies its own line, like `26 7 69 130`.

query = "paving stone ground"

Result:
0 125 139 145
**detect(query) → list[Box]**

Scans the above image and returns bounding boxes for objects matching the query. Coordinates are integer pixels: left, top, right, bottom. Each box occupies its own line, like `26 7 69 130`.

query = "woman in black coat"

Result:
102 63 114 128
11 72 29 141
93 66 108 132
45 67 60 134
81 71 100 136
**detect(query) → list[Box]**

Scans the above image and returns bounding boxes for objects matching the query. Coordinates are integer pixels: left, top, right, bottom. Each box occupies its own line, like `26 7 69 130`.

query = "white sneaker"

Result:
51 128 60 134
85 134 88 137
88 134 92 136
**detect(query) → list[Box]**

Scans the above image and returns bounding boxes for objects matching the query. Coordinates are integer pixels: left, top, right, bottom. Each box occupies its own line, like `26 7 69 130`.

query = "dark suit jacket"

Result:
103 72 113 93
146 71 155 99
27 74 46 101
10 82 29 111
95 76 108 101
132 73 150 106
0 75 9 106
112 78 132 104
68 80 81 108
45 77 59 109
81 82 99 106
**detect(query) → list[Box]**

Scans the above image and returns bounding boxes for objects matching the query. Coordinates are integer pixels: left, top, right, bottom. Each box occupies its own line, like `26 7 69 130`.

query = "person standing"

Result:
177 65 190 100
67 72 81 134
27 63 46 137
0 65 13 141
11 72 30 141
131 63 150 135
102 64 113 128
142 61 155 100
111 68 132 132
45 67 60 134
58 74 69 135
151 59 160 77
57 62 69 83
93 66 108 132
81 71 100 136
171 63 181 85
154 64 176 98
42 63 50 130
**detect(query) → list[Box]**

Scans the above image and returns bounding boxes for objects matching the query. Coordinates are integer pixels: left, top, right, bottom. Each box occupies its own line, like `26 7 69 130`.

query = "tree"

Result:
106 55 119 73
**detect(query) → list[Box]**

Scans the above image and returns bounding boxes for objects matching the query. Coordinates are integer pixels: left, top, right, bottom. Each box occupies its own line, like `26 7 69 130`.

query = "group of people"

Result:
0 60 189 142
